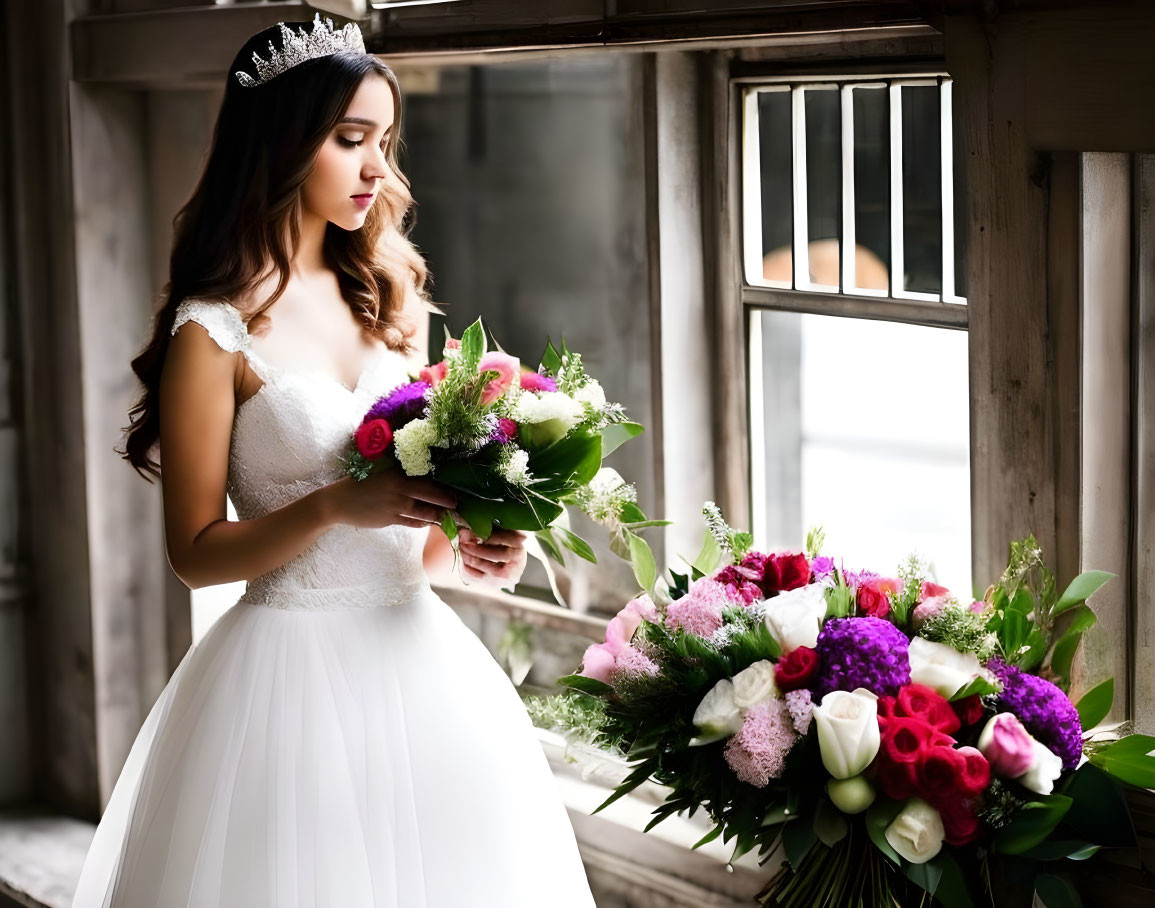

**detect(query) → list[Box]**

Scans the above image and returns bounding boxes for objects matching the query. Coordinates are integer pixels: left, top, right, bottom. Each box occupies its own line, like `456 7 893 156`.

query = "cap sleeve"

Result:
171 298 250 354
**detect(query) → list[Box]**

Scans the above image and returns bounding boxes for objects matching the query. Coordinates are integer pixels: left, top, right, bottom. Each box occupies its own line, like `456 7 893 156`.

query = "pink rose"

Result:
606 595 659 653
478 351 520 405
579 642 616 684
977 712 1035 778
445 338 461 351
921 581 951 600
419 361 448 386
912 596 950 626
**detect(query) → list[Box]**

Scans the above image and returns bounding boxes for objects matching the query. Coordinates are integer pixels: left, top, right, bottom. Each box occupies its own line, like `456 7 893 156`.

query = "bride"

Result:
71 14 597 907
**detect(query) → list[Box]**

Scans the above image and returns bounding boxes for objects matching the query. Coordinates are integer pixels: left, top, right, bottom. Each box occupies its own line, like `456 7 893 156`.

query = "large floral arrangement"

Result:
536 505 1154 907
342 319 656 561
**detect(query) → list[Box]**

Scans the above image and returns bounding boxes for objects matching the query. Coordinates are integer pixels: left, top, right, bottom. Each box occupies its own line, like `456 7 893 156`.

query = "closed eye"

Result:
337 134 391 149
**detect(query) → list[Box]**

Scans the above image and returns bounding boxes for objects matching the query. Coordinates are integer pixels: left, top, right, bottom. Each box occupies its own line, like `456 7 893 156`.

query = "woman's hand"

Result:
458 527 528 588
321 471 456 530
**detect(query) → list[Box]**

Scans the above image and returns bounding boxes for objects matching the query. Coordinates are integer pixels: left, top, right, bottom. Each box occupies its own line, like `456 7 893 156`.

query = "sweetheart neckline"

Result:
234 345 399 420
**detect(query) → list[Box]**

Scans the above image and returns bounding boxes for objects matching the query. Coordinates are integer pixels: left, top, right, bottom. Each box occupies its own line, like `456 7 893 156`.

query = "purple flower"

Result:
810 556 835 583
365 381 430 428
840 567 879 589
814 617 911 699
987 658 1083 771
490 417 518 445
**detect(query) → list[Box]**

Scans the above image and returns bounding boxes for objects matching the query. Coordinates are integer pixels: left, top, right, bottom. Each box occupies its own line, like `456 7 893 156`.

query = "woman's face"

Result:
301 73 396 231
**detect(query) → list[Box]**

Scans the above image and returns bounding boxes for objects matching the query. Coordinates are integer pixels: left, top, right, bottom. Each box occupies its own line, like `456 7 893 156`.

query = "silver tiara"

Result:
234 12 367 88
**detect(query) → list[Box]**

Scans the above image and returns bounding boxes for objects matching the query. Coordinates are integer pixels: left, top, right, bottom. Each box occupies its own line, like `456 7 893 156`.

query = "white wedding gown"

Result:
71 299 597 908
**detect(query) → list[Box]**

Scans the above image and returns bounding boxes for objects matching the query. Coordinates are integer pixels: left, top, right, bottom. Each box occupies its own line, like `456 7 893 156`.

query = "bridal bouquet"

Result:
341 318 651 564
538 505 1154 907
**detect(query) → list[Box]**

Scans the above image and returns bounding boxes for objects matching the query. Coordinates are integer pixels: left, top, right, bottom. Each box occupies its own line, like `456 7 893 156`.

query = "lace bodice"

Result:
170 298 429 610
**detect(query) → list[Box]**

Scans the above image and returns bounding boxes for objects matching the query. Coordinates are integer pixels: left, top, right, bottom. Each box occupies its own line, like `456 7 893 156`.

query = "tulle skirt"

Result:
70 582 597 907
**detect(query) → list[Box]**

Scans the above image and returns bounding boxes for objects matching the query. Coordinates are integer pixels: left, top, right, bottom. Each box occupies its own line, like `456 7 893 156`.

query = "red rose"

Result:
896 684 961 735
916 745 965 804
880 717 939 765
857 581 892 618
938 797 982 846
877 695 898 719
355 418 393 460
763 552 811 593
952 694 985 727
774 646 819 692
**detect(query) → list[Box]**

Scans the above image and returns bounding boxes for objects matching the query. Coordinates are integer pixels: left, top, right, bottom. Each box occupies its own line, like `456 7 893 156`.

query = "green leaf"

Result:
539 339 562 376
865 800 904 866
903 856 943 898
994 793 1074 854
440 510 458 542
1035 873 1083 908
601 421 643 457
781 814 817 871
920 853 974 908
1060 762 1137 848
557 674 613 697
556 527 597 564
691 823 724 850
528 433 603 488
1054 570 1115 616
1018 627 1048 671
950 675 1002 700
1089 734 1155 788
454 494 494 540
1075 678 1114 730
1019 840 1101 861
620 502 647 524
1051 606 1098 681
628 531 658 595
460 317 486 370
813 799 849 846
535 528 565 565
691 530 724 577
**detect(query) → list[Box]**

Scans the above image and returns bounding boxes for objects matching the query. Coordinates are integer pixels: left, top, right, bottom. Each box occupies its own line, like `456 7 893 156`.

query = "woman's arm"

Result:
160 320 453 589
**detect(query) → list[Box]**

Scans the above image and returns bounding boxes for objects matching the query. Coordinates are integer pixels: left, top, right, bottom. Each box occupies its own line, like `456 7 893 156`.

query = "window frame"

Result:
715 59 976 569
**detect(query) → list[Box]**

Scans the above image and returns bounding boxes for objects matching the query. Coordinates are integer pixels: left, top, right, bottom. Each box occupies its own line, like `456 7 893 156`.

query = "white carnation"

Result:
393 418 437 476
514 391 584 430
498 447 532 485
574 380 606 408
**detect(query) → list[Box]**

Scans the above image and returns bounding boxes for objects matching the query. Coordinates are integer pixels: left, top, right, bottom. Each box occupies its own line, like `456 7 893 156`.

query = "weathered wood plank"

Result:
5 0 100 817
944 15 1060 592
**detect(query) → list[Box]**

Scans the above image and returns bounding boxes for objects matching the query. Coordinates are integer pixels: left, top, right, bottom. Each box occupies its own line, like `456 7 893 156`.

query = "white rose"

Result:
812 688 880 780
763 584 828 652
885 798 945 864
908 636 985 698
1018 738 1064 795
731 660 779 709
691 679 744 737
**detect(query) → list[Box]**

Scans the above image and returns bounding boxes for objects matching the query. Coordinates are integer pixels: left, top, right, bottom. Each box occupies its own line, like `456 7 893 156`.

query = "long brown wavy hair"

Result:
119 19 431 482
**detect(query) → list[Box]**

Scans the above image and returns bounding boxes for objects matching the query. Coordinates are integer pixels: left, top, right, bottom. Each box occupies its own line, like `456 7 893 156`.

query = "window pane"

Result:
804 88 841 288
852 87 890 292
901 85 942 295
757 90 792 284
751 311 972 595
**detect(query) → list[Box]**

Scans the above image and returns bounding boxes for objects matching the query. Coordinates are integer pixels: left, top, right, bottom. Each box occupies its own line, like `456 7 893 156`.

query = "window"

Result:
741 73 972 594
